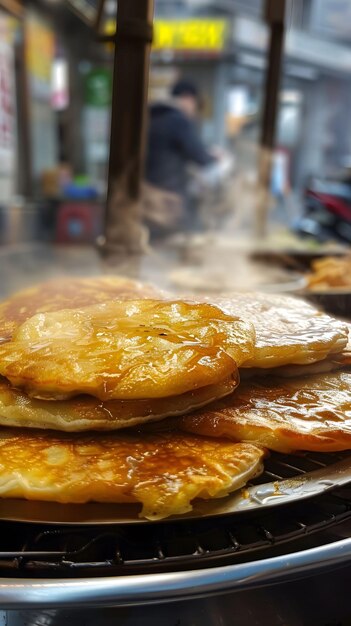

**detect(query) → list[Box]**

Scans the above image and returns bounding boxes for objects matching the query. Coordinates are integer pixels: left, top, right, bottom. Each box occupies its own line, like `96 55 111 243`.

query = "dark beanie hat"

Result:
171 80 199 99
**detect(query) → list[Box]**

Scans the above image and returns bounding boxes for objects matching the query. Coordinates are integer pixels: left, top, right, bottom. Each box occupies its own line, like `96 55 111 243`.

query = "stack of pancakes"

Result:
0 277 349 520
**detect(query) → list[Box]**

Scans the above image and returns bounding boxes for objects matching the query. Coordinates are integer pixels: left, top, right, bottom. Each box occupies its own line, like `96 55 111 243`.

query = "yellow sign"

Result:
26 13 54 83
153 20 228 51
104 19 228 52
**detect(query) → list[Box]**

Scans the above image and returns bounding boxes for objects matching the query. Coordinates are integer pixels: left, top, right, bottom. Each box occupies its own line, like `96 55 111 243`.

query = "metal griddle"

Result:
0 450 350 525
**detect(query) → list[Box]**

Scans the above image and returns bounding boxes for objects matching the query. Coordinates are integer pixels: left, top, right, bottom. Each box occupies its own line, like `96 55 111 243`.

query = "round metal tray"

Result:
0 453 350 525
0 538 350 608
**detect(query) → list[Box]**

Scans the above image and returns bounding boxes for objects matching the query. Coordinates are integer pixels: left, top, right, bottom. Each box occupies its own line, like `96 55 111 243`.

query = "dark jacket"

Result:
145 103 215 196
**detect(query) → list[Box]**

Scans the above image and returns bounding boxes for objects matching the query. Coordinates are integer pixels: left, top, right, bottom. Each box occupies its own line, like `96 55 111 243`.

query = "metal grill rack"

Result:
0 450 351 578
250 449 350 482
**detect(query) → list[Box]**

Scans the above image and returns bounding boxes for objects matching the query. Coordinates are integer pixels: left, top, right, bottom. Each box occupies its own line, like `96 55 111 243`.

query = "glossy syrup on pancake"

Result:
180 370 351 453
0 276 162 343
0 374 237 431
0 299 255 401
0 428 265 519
197 292 348 368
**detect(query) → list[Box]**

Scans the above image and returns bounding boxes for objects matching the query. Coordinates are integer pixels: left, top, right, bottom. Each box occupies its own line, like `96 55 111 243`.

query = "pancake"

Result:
240 358 347 380
180 370 351 453
0 375 236 432
0 299 254 401
197 293 348 368
0 428 265 519
240 322 351 378
0 276 162 343
334 324 351 366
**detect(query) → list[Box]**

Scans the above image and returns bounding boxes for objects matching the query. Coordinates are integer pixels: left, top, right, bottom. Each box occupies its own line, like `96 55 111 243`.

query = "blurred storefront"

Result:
3 0 351 243
102 11 235 147
228 2 351 218
0 5 19 209
0 2 21 243
0 0 108 243
25 7 57 191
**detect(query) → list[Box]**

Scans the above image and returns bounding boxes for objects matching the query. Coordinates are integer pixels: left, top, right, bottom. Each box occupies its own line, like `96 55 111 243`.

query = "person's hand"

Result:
209 146 225 160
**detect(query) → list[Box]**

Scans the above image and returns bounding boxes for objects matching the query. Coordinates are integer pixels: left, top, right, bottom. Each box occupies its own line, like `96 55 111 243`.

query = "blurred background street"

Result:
1 0 351 262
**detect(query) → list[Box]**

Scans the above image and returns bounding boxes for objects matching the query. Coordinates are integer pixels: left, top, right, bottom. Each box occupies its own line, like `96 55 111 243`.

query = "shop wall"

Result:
21 1 104 198
0 11 17 206
59 17 106 179
24 5 57 192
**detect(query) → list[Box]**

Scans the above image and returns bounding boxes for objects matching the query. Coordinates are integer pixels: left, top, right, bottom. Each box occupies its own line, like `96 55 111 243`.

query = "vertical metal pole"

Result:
94 0 105 34
256 0 285 238
103 0 154 255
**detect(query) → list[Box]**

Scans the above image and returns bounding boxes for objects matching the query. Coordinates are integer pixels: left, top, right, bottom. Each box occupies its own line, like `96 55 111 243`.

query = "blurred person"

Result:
144 79 219 236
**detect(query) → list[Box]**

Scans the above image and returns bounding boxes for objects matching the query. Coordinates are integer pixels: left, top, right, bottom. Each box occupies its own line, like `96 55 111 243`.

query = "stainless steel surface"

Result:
0 537 349 609
4 562 351 626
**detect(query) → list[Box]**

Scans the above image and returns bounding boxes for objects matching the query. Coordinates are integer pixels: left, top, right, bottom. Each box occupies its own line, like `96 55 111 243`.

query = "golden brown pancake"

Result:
334 324 351 366
198 292 348 368
307 255 351 290
0 375 236 431
0 300 254 401
0 428 265 519
0 276 162 343
180 370 351 453
240 358 347 380
239 322 351 379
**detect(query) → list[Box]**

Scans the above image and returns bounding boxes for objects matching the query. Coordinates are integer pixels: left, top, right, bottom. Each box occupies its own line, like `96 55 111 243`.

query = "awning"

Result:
0 0 22 18
65 0 98 25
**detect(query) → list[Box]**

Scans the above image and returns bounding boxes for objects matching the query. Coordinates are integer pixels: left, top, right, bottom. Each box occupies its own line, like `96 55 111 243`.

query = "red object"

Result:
55 202 102 243
308 191 351 222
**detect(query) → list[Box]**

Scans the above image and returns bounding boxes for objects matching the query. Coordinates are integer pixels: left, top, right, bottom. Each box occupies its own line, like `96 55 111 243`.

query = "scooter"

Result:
295 176 351 243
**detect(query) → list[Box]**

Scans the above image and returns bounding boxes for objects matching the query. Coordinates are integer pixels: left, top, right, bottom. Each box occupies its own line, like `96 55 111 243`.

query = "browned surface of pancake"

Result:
333 323 351 366
199 292 348 368
0 375 237 431
307 255 351 290
180 370 351 453
239 321 351 378
0 276 162 342
0 429 265 519
0 300 254 401
239 358 346 379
